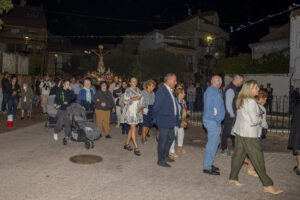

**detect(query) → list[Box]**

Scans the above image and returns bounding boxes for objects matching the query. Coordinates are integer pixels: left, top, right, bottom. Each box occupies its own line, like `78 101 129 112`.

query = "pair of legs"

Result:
142 126 150 142
221 117 235 151
158 127 175 163
40 94 48 114
21 109 31 118
1 93 8 111
116 106 122 127
54 109 71 137
169 126 185 155
229 135 282 194
7 96 19 118
124 124 141 155
203 120 221 170
95 110 111 136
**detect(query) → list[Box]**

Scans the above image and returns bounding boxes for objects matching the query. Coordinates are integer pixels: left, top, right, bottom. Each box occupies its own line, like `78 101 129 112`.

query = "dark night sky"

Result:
17 0 297 53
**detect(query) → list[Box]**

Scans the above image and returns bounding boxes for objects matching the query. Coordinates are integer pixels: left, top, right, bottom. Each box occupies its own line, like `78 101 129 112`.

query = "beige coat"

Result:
232 98 262 138
21 87 34 107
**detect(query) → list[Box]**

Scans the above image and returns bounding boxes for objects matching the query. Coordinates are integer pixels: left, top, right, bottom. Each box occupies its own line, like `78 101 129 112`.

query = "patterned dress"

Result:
120 87 144 125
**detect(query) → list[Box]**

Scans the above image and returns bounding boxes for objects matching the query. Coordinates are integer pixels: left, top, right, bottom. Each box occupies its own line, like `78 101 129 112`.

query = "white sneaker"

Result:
53 133 58 141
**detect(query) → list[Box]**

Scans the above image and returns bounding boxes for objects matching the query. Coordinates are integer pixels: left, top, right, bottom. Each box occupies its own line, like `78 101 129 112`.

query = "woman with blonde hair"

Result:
229 80 283 195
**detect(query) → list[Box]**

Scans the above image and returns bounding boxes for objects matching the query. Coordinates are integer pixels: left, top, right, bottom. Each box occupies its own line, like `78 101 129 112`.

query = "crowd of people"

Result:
2 71 300 196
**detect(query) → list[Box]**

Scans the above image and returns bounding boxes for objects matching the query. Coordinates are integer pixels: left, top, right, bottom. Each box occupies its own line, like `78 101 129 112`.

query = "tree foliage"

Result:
104 49 134 77
0 0 13 30
29 58 39 76
214 53 289 74
131 49 187 81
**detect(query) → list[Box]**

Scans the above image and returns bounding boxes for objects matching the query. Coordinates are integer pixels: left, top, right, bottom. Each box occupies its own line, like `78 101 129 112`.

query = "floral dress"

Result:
120 87 144 125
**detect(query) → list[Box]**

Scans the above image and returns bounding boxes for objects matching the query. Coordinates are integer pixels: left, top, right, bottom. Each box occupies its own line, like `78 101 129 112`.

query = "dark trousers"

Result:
7 95 18 117
265 99 272 114
221 117 235 151
122 123 130 133
158 127 175 162
54 110 71 137
229 135 273 186
2 93 8 111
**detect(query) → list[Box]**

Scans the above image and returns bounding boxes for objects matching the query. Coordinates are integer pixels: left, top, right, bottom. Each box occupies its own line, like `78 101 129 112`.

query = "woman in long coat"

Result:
288 103 300 175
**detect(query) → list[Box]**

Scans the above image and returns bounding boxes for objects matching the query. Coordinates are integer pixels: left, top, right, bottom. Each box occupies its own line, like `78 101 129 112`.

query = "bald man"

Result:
202 75 225 175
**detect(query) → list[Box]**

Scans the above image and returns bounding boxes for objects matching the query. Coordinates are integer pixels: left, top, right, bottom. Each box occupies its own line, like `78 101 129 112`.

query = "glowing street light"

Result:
206 35 213 45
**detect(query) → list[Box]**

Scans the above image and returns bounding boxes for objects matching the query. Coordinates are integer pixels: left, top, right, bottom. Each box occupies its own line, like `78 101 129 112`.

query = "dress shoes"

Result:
203 169 220 175
212 165 219 171
165 157 175 162
157 161 171 167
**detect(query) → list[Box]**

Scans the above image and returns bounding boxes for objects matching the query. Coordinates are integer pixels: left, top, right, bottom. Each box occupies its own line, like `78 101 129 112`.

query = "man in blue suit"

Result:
153 73 179 167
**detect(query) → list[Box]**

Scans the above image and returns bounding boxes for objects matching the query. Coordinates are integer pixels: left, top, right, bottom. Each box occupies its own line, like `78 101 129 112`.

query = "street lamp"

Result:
54 53 59 77
205 35 214 81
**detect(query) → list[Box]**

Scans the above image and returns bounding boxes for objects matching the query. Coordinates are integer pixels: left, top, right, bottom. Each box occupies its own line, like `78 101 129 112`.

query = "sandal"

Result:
124 144 133 151
228 180 244 187
134 148 141 156
247 169 258 178
263 186 283 195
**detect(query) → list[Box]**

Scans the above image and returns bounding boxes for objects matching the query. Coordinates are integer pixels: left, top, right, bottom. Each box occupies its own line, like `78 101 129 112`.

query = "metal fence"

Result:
186 95 296 135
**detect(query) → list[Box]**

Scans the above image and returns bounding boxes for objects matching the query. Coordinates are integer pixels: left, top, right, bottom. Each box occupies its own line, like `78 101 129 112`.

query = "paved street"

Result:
0 123 299 200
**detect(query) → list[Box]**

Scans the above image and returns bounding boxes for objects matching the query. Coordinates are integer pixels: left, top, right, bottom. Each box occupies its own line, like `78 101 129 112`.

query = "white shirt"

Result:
39 81 52 95
164 83 177 116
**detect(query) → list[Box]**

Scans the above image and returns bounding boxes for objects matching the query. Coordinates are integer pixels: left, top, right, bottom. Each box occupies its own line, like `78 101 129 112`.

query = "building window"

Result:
11 28 20 34
199 38 205 47
16 44 22 53
7 43 15 53
28 11 38 17
0 43 6 51
36 46 42 55
28 31 38 36
297 32 300 49
27 45 33 54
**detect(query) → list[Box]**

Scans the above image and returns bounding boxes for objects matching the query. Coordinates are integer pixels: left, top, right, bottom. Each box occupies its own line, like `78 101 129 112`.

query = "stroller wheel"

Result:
63 138 67 145
91 141 95 149
85 141 90 149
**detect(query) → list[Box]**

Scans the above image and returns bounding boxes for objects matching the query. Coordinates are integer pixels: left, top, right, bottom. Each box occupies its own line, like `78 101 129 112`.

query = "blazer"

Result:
153 84 179 128
232 98 262 138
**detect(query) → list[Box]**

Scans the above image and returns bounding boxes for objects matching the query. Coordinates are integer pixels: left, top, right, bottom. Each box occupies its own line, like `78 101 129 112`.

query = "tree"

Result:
131 49 187 81
214 53 289 74
104 49 134 77
0 0 13 30
29 58 40 76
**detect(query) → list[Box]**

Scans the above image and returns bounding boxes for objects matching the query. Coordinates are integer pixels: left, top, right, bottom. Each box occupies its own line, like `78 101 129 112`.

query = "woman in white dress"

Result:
121 77 144 156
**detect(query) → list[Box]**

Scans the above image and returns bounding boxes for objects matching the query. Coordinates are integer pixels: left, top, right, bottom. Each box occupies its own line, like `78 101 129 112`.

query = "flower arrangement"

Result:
87 68 114 85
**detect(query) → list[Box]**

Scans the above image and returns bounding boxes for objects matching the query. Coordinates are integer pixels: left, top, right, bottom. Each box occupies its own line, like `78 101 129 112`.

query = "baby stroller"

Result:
45 95 57 130
65 103 101 149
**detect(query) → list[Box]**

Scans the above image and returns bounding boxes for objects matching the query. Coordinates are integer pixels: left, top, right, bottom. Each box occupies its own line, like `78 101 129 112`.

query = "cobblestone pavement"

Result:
0 123 299 200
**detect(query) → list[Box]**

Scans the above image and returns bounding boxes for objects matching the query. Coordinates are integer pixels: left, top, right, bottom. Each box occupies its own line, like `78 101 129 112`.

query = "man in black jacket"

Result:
1 72 10 112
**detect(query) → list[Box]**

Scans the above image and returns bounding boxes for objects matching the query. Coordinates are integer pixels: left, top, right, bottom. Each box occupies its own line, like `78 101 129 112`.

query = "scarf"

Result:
84 87 91 103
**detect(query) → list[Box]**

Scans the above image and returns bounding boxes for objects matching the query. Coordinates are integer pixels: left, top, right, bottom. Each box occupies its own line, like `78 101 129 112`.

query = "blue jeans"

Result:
8 95 19 117
158 127 175 162
2 93 8 111
203 120 221 170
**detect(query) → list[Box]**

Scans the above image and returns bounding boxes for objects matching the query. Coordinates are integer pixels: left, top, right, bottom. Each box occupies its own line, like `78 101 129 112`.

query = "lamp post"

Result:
204 35 214 81
54 53 59 77
23 35 31 55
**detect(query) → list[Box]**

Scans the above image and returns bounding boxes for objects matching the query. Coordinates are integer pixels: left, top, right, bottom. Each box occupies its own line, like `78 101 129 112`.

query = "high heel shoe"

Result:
134 148 141 156
123 144 132 151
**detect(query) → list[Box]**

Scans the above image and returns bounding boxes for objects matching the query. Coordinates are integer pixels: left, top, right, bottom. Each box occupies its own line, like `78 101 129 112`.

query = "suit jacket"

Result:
153 84 179 128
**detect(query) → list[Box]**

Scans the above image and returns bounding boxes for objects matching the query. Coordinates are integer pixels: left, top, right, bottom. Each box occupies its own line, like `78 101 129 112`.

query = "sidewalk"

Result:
0 123 298 200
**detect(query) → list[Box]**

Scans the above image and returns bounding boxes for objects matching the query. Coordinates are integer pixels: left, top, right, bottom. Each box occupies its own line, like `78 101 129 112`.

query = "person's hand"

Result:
68 86 72 90
130 96 139 101
96 99 100 102
139 108 143 114
64 101 68 105
101 102 106 107
112 108 115 112
12 91 17 95
187 110 191 114
259 114 263 118
230 115 236 118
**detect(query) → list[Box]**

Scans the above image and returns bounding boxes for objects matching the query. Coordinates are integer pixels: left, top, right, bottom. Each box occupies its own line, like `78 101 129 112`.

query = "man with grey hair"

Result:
221 74 244 156
203 75 225 175
153 73 179 167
